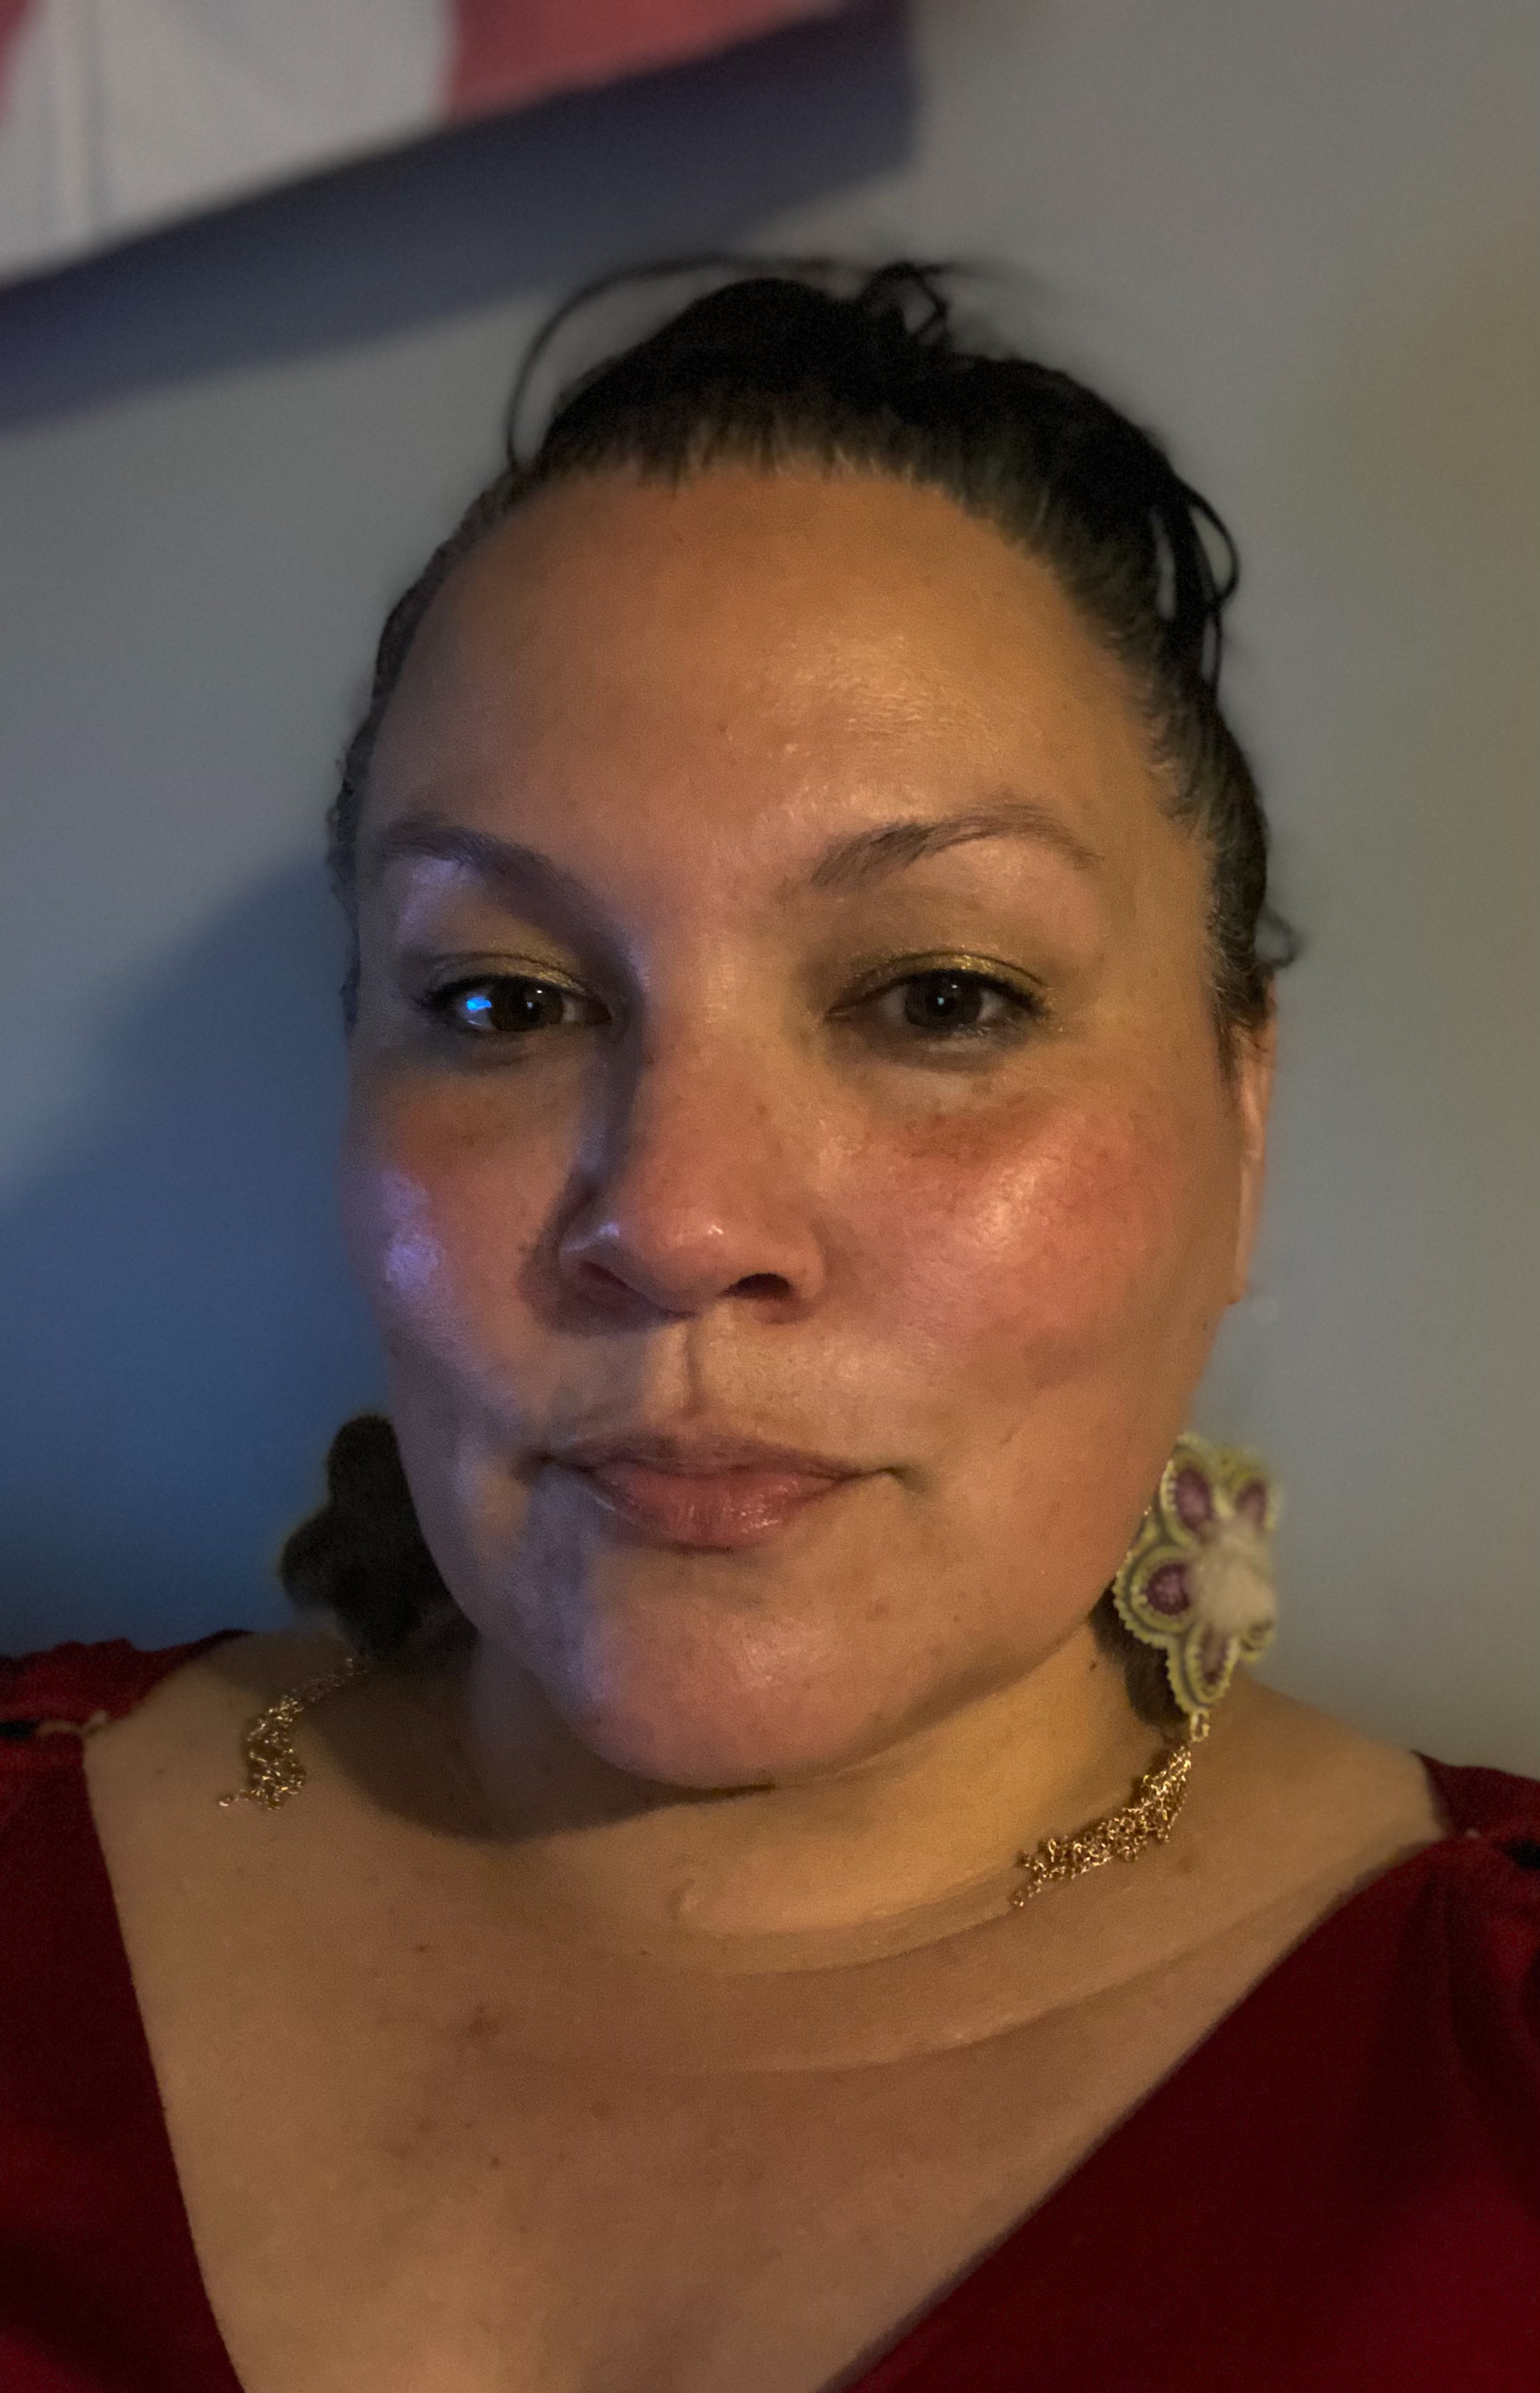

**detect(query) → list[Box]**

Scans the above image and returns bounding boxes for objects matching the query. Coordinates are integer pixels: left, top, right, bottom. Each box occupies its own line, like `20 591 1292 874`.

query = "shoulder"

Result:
1421 1751 1540 1843
1211 1680 1540 2022
0 1624 348 1733
1196 1675 1450 1887
0 1629 247 1733
1218 1676 1540 1849
79 1625 355 1795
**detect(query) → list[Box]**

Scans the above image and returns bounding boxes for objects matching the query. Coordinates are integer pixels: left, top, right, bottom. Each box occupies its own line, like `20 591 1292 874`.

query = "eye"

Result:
426 975 604 1037
865 966 1043 1042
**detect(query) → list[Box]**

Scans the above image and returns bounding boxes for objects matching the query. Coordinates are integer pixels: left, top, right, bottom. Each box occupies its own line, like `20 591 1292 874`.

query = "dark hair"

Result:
291 260 1295 1708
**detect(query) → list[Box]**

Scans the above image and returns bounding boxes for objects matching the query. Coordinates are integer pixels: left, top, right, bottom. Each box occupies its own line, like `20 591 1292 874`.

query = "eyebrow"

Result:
801 797 1103 893
362 816 589 910
362 793 1102 907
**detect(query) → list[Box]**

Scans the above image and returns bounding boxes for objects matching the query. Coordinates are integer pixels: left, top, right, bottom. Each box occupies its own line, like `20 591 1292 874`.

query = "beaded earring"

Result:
1112 1432 1280 1718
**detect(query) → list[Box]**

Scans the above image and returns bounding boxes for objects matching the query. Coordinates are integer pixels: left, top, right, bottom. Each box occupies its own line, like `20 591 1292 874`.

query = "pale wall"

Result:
1 0 1535 1768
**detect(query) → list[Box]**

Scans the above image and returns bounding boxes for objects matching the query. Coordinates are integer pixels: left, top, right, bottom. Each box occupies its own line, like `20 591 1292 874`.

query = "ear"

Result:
1227 1004 1276 1303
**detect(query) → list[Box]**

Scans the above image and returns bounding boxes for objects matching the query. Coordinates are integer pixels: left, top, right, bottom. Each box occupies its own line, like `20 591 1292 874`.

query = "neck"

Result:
405 1625 1167 1968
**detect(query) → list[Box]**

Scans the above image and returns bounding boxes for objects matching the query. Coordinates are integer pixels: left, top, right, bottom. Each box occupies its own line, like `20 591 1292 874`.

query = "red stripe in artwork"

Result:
448 0 847 119
0 0 39 110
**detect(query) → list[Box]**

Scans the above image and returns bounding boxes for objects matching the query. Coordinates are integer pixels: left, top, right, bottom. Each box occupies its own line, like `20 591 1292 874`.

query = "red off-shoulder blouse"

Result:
2 1635 1537 2391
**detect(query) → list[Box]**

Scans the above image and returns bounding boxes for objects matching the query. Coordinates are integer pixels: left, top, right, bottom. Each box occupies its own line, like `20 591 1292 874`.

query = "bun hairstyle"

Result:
279 1414 465 1663
288 259 1295 1717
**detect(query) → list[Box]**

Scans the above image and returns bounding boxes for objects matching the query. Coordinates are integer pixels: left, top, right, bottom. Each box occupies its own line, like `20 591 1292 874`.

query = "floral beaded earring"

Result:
1112 1432 1280 1719
1009 1434 1280 1903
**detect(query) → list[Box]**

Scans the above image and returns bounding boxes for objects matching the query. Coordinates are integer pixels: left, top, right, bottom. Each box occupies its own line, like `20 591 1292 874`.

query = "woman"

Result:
2 266 1535 2393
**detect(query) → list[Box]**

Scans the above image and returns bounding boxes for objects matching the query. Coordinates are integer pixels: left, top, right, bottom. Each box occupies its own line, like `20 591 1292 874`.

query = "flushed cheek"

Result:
859 1093 1228 1375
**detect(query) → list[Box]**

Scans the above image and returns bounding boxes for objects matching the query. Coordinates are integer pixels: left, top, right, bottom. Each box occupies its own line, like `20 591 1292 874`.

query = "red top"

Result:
2 1634 1538 2392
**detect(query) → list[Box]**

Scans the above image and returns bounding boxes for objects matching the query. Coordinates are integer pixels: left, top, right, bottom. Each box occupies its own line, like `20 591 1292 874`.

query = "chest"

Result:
132 1905 1294 2393
85 1682 1448 2393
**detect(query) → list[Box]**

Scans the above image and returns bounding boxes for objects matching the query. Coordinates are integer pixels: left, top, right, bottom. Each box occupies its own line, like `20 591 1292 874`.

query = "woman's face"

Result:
343 468 1271 1786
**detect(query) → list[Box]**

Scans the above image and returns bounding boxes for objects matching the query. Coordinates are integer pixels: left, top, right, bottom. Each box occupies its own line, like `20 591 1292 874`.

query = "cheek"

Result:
856 1086 1232 1376
339 1086 556 1378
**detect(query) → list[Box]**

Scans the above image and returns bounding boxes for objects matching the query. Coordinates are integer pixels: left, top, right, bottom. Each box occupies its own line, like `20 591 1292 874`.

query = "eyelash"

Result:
419 961 1046 1050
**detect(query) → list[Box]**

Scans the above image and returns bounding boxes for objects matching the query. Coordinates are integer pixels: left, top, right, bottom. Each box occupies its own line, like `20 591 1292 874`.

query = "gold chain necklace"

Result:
1010 1709 1210 1904
219 1653 1209 1902
217 1650 376 1811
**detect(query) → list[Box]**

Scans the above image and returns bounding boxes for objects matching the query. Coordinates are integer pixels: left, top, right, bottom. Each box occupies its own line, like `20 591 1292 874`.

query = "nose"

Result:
555 1032 827 1321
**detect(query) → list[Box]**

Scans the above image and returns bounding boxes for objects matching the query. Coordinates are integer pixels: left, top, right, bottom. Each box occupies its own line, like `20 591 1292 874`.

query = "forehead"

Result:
369 466 1167 870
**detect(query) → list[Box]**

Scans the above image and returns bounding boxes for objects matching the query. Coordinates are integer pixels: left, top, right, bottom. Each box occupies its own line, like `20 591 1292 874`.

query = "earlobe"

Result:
1228 1008 1276 1302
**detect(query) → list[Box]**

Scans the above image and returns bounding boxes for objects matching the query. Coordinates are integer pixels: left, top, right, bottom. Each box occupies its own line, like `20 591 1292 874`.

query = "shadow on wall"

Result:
0 865 380 1652
0 0 914 430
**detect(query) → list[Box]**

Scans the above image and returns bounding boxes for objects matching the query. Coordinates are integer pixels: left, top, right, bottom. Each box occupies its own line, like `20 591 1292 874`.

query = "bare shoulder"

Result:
1198 1673 1448 1895
198 1624 355 1708
84 1626 351 1813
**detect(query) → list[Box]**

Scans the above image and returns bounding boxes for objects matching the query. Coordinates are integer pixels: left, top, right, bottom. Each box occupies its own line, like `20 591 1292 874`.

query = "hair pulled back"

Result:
295 260 1294 1706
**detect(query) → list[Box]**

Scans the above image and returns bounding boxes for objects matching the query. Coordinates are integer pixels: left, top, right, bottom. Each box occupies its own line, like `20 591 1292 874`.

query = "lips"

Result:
548 1435 863 1551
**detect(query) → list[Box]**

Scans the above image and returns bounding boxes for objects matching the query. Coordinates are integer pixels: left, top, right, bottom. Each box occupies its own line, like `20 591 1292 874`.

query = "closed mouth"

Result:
551 1431 860 1479
544 1432 868 1551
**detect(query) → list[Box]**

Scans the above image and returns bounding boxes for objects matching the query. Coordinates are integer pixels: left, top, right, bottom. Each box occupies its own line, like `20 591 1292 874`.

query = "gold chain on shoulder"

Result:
217 1651 376 1811
1010 1710 1210 1905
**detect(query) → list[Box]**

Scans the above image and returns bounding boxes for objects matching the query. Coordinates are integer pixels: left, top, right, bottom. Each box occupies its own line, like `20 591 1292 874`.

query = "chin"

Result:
538 1614 917 1790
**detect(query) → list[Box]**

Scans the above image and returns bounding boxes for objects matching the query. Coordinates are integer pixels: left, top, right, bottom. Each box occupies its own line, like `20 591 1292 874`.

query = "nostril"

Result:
570 1255 636 1302
732 1271 793 1300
